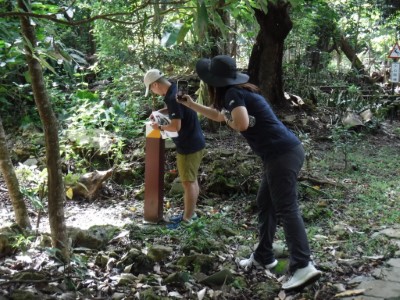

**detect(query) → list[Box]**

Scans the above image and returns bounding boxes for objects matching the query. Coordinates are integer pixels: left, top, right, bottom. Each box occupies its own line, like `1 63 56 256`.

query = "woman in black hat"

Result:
177 55 321 291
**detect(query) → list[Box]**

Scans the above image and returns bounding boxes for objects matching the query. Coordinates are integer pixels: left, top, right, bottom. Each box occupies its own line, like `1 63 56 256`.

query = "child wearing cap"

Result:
144 69 205 224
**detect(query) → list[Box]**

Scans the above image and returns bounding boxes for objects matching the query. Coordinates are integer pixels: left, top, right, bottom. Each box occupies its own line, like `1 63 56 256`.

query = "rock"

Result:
22 158 38 166
377 228 400 239
67 225 119 250
348 275 375 284
164 272 190 286
147 245 173 262
0 234 13 258
111 292 126 300
115 273 137 286
177 254 214 273
58 292 77 300
13 271 46 281
333 283 346 292
0 224 23 258
9 288 43 300
0 266 12 275
199 269 234 287
117 248 154 275
33 234 52 248
94 252 109 268
387 258 400 268
342 111 364 128
360 109 373 123
168 177 184 196
181 237 219 255
70 168 114 200
252 281 281 299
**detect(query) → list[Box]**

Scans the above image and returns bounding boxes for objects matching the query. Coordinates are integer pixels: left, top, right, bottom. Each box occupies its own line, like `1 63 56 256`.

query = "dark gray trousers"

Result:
254 144 311 272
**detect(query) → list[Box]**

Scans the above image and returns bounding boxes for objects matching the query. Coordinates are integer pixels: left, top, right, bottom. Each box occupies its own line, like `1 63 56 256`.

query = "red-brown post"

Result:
143 128 165 223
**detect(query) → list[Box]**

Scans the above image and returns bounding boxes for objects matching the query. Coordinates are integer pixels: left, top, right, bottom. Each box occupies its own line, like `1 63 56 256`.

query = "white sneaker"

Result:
282 262 322 290
239 253 278 270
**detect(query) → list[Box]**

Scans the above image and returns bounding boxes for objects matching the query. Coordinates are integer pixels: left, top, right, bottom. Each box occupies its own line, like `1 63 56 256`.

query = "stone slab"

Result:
357 280 400 298
378 228 400 239
373 267 400 282
387 258 400 268
341 296 383 300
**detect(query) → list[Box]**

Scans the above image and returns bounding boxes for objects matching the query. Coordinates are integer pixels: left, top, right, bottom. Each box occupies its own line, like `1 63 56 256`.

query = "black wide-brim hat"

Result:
196 55 249 87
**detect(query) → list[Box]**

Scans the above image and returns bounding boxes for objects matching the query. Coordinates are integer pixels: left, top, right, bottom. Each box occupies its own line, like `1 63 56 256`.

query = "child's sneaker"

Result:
168 213 198 223
166 213 198 229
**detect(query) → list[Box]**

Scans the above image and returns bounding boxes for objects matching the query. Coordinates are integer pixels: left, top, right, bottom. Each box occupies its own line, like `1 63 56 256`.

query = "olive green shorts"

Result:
177 149 205 182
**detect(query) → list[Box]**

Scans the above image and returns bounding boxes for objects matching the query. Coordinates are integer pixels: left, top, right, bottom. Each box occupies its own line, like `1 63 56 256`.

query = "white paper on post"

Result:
146 111 178 139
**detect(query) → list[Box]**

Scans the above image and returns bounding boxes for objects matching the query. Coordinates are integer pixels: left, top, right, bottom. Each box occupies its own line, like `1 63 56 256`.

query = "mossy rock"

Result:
199 269 234 287
118 248 154 275
67 225 119 250
181 237 219 255
147 245 173 262
0 224 24 258
252 280 282 299
163 271 190 286
177 253 214 273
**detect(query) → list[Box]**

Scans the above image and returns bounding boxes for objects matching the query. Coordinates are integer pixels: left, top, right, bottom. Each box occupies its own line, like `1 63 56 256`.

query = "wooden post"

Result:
143 126 165 223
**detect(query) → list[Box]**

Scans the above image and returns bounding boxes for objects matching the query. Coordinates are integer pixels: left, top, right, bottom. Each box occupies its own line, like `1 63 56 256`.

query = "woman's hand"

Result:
176 94 194 107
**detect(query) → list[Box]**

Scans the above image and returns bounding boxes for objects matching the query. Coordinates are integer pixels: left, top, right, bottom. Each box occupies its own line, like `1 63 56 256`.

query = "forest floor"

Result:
0 110 400 300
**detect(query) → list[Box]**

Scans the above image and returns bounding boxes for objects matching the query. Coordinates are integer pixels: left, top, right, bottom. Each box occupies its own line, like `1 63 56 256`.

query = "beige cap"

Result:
144 69 163 96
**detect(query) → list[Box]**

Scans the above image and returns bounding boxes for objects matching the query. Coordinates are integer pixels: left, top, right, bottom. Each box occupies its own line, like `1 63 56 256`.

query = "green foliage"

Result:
46 247 88 283
64 173 81 186
15 164 47 196
302 202 333 222
330 125 364 169
179 219 216 254
11 234 35 253
341 232 395 258
58 88 145 169
15 165 47 215
300 139 400 266
21 187 45 212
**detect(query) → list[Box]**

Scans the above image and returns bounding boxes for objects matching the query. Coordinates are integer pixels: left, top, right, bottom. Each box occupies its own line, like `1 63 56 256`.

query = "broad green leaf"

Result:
196 1 209 42
32 53 57 74
176 22 191 44
212 12 229 40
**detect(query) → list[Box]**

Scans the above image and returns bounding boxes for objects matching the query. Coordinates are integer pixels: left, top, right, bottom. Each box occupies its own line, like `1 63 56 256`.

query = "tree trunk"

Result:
18 0 69 261
339 34 372 83
205 0 230 131
248 2 293 107
0 117 31 230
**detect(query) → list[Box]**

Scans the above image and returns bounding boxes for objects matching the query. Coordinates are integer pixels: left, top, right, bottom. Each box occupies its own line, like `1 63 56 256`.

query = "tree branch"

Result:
0 0 177 26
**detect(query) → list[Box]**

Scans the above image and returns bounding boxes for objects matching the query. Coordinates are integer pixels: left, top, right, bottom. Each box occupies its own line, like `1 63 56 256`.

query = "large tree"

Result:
248 1 294 107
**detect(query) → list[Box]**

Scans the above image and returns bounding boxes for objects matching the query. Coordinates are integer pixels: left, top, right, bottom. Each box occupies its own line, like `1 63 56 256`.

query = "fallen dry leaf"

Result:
334 289 365 297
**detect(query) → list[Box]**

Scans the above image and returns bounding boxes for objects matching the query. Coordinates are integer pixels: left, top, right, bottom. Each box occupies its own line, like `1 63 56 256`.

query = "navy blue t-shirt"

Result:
224 87 300 157
164 82 205 154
